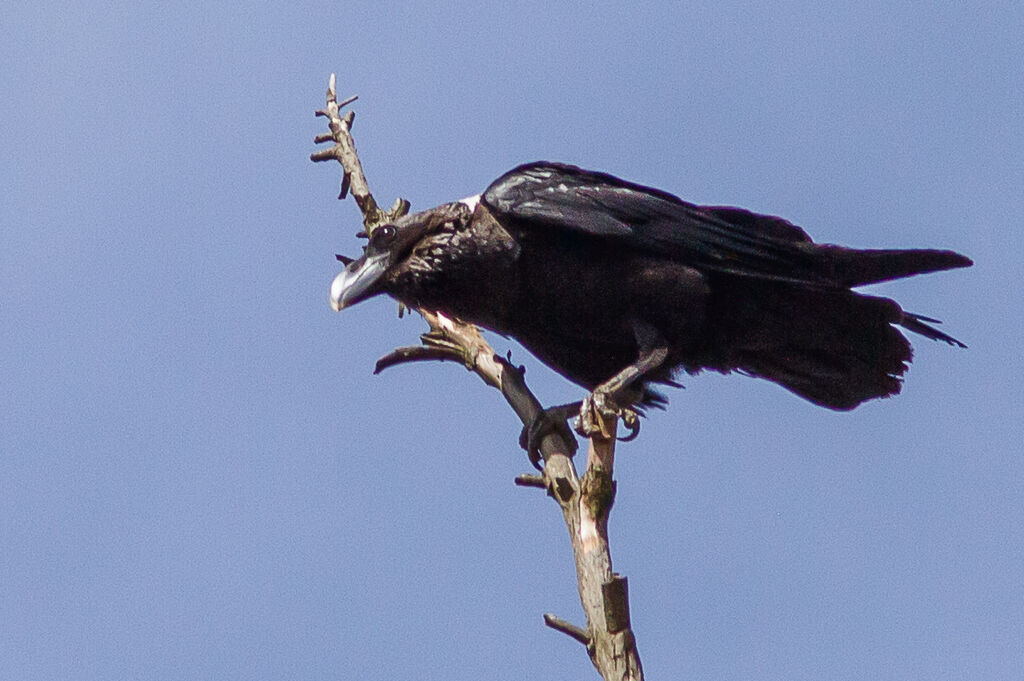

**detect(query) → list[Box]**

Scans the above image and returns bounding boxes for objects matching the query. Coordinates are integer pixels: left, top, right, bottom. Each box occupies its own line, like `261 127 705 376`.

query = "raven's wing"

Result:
482 162 830 285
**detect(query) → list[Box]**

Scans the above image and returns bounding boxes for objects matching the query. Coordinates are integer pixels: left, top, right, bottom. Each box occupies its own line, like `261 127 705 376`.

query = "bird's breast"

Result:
386 212 521 330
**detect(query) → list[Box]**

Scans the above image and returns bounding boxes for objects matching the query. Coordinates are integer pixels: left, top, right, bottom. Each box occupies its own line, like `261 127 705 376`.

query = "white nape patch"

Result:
458 194 481 212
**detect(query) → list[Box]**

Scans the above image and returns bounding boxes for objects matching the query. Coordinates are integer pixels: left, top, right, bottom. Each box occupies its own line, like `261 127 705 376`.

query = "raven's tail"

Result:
899 311 966 348
704 282 964 410
826 247 972 287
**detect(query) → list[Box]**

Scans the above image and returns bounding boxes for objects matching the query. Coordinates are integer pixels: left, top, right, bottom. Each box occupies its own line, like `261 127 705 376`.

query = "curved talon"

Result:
518 424 544 471
617 415 641 442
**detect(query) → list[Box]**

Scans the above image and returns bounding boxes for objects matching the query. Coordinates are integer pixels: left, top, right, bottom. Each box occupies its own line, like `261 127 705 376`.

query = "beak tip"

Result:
329 271 348 312
330 252 387 312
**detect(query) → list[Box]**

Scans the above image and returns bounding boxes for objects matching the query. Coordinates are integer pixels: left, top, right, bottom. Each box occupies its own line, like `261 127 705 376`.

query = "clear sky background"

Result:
3 2 1021 680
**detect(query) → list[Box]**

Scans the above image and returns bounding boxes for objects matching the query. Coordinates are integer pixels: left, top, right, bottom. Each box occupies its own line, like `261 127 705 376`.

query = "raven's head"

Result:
329 199 477 311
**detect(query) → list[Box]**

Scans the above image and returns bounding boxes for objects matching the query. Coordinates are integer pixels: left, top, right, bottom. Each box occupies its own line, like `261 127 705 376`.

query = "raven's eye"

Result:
371 225 397 247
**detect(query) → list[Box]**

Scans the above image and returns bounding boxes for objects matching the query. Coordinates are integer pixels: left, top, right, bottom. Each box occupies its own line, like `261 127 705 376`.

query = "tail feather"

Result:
900 311 966 348
826 247 972 287
703 280 957 410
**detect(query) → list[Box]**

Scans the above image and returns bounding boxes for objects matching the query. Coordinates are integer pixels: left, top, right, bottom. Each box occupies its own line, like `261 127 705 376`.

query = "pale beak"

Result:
329 252 390 311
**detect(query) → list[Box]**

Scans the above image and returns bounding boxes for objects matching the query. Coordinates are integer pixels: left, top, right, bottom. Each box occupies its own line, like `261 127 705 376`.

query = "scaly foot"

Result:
519 402 580 469
575 389 641 441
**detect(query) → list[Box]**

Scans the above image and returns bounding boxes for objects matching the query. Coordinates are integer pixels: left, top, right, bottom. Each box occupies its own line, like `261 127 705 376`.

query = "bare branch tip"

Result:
310 148 338 163
543 614 590 646
514 474 546 489
390 197 412 218
374 345 464 374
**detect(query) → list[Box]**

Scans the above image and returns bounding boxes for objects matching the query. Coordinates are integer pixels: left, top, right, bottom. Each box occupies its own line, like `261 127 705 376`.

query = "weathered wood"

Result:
314 75 644 680
311 74 408 233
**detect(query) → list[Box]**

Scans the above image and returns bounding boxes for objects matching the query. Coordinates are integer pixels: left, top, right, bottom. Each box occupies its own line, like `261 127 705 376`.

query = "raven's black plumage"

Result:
330 162 971 411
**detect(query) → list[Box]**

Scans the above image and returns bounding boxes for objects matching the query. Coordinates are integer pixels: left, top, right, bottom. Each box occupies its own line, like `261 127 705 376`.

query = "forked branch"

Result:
311 73 409 232
313 75 643 681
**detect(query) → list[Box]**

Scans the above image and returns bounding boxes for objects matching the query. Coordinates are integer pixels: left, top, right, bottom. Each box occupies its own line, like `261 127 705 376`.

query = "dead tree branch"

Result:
310 73 409 232
313 74 643 681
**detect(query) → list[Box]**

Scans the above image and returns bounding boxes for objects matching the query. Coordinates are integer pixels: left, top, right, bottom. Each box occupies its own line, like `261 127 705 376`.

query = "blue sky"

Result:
2 2 1021 679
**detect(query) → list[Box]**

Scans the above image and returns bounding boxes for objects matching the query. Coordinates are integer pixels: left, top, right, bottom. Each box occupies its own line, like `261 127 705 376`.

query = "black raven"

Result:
330 162 971 444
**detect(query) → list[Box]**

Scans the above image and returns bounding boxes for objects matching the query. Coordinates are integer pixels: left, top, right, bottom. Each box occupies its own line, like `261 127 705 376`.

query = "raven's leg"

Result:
575 347 669 438
576 320 670 440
